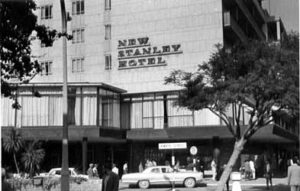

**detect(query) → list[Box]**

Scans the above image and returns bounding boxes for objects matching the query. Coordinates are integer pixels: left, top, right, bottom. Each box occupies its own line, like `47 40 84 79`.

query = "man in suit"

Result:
102 163 119 191
287 157 300 191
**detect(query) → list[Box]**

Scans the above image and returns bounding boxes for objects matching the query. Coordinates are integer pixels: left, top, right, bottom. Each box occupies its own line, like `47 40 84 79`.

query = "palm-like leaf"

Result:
21 140 45 177
2 127 23 173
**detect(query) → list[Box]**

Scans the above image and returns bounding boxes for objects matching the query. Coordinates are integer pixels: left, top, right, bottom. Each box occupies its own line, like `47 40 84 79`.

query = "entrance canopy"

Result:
127 125 298 143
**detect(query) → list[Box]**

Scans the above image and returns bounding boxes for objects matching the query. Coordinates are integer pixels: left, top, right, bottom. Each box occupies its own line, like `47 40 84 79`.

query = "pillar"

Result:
82 137 88 174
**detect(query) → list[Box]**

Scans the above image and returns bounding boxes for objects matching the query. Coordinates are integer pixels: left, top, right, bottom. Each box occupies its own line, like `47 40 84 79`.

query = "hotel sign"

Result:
118 37 183 69
158 142 187 150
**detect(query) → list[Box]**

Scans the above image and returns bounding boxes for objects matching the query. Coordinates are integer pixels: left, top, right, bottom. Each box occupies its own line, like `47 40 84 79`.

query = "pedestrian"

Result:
123 161 128 174
152 159 157 166
287 157 300 191
265 159 273 190
112 163 119 176
211 159 217 181
249 159 255 179
102 163 119 191
174 160 180 172
138 161 144 172
87 163 94 178
2 168 12 191
198 158 205 176
93 163 99 177
145 159 153 168
244 160 251 180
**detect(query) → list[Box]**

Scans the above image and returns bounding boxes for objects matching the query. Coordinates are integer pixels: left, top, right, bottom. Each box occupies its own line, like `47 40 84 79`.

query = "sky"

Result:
262 0 299 32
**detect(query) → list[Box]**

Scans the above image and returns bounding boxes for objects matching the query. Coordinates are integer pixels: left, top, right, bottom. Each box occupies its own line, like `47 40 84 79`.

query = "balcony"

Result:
223 11 248 44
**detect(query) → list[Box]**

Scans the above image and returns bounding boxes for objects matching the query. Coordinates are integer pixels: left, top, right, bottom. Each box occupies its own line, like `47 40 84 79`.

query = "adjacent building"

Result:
2 0 298 176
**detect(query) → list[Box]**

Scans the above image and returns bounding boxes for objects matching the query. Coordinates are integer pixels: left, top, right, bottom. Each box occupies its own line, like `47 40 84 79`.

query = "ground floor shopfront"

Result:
2 125 298 178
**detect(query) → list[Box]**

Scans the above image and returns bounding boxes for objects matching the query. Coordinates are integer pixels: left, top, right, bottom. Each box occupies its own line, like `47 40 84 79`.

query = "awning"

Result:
127 125 298 143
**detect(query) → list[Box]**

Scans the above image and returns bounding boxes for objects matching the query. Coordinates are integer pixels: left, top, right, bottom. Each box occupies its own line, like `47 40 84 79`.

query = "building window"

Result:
72 29 84 43
72 58 84 72
105 25 111 40
105 55 112 70
105 0 111 10
40 61 52 75
41 5 52 19
72 0 84 15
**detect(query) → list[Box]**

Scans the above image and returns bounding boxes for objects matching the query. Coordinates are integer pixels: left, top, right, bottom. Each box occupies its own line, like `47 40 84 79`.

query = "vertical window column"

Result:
105 0 111 10
105 25 111 40
105 55 112 70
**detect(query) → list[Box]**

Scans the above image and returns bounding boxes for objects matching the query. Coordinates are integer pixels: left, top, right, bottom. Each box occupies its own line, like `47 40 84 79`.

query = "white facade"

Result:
32 0 223 93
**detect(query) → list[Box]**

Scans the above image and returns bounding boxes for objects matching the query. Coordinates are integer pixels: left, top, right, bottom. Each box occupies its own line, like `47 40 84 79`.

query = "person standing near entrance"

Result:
265 159 273 190
287 157 300 191
93 164 99 177
102 163 119 191
211 159 217 181
123 162 128 174
249 159 255 179
87 163 94 178
112 163 119 176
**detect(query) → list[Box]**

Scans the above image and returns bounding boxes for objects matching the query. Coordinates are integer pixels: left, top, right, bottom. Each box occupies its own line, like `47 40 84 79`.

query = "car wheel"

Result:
184 177 196 188
138 180 150 189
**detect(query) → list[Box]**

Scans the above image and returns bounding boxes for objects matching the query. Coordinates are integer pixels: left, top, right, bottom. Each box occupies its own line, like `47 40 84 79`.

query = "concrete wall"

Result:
31 0 224 93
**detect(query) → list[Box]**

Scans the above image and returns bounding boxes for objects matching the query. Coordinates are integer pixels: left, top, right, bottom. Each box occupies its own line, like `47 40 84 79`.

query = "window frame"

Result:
72 0 84 15
40 61 53 76
72 28 85 44
41 5 53 20
105 0 111 10
72 57 84 73
104 25 111 40
105 54 112 70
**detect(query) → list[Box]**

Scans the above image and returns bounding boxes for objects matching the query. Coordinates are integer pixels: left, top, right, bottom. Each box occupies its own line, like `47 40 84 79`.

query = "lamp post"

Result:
60 0 69 190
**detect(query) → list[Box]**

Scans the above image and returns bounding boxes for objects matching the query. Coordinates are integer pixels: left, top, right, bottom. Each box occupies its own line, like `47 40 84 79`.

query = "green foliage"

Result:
21 141 45 178
165 33 299 139
0 0 71 103
2 127 24 173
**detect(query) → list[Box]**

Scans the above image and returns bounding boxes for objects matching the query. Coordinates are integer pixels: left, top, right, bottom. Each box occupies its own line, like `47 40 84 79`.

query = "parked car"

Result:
121 166 203 189
35 168 89 180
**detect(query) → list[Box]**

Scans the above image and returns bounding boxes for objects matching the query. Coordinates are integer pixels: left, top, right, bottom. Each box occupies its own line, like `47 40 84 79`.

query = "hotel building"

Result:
2 0 298 176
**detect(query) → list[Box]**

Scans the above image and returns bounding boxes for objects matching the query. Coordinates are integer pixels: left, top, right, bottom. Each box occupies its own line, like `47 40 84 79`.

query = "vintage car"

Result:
36 168 89 180
121 166 203 189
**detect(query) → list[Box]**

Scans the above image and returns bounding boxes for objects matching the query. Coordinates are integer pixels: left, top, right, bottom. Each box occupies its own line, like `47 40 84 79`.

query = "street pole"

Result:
60 0 69 190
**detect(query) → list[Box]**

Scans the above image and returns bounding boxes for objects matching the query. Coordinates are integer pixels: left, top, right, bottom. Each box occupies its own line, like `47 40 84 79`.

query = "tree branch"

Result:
208 107 236 137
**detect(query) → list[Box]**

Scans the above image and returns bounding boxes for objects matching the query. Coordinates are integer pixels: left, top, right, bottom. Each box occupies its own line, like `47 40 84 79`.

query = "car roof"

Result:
148 166 171 168
50 168 75 171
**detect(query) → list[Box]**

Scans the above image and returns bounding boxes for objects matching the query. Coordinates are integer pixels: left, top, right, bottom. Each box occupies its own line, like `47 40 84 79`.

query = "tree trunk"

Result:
13 153 20 174
215 138 247 191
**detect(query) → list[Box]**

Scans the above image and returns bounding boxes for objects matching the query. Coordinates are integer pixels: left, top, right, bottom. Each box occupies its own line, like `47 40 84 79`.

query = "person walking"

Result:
287 157 300 191
102 163 119 191
265 159 273 190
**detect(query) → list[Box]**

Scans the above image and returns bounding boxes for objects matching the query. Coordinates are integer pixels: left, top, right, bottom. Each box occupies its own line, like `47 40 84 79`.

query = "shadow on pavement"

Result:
244 184 290 191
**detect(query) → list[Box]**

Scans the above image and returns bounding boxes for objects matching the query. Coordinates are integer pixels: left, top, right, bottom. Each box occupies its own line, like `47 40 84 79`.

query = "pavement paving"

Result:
118 177 290 191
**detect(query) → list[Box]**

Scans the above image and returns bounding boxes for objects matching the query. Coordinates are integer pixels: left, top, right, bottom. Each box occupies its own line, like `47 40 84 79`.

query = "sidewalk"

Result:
203 177 290 191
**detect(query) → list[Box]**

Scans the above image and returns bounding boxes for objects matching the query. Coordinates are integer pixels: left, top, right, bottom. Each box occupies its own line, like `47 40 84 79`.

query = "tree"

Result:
21 141 45 178
3 127 24 174
165 33 299 191
0 0 70 106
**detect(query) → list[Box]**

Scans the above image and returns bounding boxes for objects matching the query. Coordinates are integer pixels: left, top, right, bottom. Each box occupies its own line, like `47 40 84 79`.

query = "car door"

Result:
161 167 176 185
148 167 164 184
